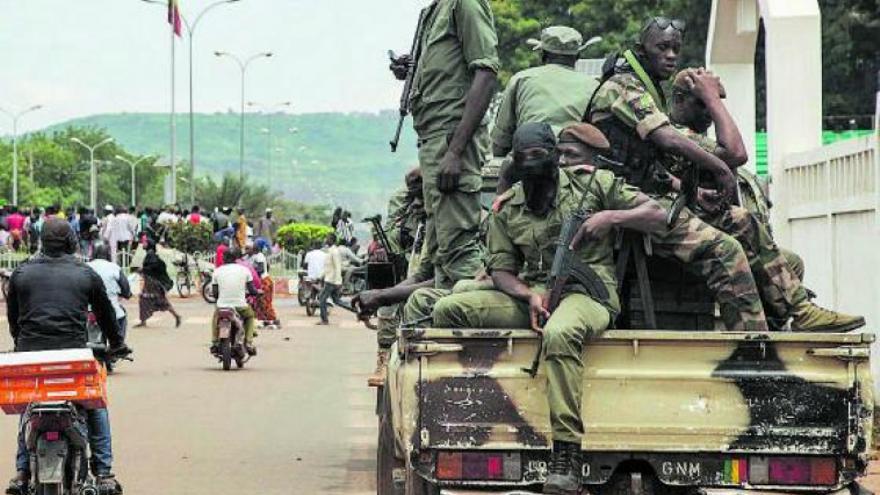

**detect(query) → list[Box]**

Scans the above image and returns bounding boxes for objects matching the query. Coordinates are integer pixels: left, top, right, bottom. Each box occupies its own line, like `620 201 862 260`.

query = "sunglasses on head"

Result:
643 17 686 34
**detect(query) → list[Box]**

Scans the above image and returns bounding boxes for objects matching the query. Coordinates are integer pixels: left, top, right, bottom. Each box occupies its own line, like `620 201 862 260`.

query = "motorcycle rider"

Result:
6 218 129 495
210 247 259 356
87 244 133 341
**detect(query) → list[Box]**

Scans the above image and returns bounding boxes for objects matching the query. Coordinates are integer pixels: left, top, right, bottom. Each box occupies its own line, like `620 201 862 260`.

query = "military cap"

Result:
558 123 610 150
527 26 590 56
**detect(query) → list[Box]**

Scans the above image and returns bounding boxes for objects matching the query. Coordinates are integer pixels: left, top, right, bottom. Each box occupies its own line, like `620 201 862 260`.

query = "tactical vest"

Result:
586 51 673 195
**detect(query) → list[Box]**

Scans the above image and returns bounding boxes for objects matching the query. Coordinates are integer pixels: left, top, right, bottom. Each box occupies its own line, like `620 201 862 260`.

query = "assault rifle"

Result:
389 5 433 152
524 156 621 377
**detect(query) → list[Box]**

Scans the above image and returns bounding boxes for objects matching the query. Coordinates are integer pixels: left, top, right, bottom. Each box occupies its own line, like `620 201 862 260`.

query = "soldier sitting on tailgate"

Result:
404 122 667 495
586 16 862 333
663 67 864 332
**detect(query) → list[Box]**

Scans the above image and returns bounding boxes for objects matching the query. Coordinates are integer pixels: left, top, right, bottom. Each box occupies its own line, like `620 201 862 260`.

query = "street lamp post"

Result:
115 155 155 207
214 51 273 179
1 104 43 205
249 101 291 187
70 138 114 210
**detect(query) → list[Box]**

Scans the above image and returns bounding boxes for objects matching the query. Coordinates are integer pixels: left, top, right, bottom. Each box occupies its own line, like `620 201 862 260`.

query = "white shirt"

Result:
323 246 344 286
249 252 268 275
212 263 254 309
304 249 326 280
107 213 134 243
88 259 127 319
157 212 178 225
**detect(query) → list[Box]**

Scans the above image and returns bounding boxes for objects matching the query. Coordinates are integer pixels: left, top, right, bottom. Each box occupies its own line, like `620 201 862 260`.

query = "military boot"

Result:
367 349 391 388
791 301 865 333
544 441 583 495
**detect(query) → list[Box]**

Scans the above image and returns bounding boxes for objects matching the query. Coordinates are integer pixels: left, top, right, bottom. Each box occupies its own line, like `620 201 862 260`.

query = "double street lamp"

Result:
1 104 44 206
141 0 242 205
70 137 114 211
214 50 273 179
115 154 156 207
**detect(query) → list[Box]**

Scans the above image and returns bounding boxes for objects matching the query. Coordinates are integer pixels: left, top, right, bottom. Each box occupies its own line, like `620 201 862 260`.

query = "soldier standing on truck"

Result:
587 17 863 332
389 0 499 289
492 26 600 202
416 122 667 495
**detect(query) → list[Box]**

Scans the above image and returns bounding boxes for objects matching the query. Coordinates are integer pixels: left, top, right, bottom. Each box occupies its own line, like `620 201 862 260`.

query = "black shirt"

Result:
8 254 122 352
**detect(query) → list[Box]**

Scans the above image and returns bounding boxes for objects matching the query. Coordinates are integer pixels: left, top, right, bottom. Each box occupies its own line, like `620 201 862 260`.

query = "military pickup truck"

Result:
375 163 875 495
378 324 874 495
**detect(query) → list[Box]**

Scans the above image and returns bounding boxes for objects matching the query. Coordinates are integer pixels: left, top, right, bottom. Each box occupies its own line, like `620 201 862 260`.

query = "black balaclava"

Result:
41 218 78 256
512 122 560 216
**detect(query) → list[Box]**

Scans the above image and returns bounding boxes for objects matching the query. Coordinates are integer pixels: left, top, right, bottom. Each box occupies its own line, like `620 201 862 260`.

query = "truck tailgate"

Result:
408 329 874 455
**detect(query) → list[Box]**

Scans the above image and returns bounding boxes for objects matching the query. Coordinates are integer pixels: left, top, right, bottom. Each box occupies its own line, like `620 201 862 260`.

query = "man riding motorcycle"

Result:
210 248 259 356
6 218 131 495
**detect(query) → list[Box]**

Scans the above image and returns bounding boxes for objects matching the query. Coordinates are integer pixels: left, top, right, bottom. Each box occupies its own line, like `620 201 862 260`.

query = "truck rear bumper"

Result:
699 484 871 495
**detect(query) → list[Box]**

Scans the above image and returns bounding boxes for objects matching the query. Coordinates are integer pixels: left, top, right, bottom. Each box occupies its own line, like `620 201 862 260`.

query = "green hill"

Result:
44 111 420 214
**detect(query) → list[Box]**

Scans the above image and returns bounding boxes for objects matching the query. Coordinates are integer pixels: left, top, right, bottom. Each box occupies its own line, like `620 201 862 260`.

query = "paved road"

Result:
4 295 880 494
0 296 379 494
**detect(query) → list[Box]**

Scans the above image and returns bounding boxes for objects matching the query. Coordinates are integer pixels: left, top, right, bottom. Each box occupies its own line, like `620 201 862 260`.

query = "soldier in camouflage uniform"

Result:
666 68 863 331
362 169 427 387
412 123 667 495
588 18 862 332
389 0 500 289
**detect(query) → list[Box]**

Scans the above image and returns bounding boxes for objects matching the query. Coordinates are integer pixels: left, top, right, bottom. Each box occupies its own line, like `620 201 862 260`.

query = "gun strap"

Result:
568 261 610 303
622 50 667 113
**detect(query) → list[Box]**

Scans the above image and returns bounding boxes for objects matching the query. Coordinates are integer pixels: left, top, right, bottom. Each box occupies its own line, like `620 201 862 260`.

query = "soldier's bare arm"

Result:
649 125 736 200
438 69 498 192
570 194 665 249
686 70 748 168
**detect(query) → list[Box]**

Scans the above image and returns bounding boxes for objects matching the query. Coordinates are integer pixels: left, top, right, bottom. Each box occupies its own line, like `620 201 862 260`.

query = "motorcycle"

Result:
20 401 98 495
343 265 368 296
211 308 250 371
18 342 129 495
200 265 216 304
296 270 321 317
86 314 132 374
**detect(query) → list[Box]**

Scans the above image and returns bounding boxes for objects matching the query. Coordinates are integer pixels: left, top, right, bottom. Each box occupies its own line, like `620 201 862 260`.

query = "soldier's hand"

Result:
570 211 616 249
717 170 738 203
687 69 726 102
352 289 383 314
528 293 549 334
438 152 463 193
696 188 723 213
389 54 413 81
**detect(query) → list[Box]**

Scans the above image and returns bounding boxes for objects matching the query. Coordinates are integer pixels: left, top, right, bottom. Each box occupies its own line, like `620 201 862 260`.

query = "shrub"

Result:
276 223 334 253
166 221 214 254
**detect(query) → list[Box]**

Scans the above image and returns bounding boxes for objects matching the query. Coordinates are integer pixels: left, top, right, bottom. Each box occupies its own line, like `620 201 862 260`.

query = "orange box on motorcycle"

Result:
0 349 109 415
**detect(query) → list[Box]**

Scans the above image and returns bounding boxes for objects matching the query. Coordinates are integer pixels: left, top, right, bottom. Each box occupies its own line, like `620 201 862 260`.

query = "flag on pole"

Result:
167 0 182 37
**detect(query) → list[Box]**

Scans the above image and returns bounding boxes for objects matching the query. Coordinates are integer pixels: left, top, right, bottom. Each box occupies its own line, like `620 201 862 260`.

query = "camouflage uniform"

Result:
410 0 500 289
669 126 808 319
412 169 643 444
589 70 768 331
491 26 597 154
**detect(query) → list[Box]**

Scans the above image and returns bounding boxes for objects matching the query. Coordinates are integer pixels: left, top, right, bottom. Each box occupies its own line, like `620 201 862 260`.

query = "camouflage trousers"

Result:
419 133 487 289
651 201 768 331
424 289 610 444
700 206 807 320
782 248 805 282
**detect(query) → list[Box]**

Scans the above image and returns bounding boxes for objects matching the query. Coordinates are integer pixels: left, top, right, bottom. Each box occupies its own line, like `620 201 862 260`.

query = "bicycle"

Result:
174 253 194 298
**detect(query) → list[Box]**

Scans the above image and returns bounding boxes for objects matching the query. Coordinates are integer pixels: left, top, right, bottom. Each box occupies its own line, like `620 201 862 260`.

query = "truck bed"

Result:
386 328 874 490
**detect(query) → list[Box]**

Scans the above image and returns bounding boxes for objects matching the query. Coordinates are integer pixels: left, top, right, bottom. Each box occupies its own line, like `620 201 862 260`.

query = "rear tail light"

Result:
44 431 60 441
436 452 521 481
748 457 836 486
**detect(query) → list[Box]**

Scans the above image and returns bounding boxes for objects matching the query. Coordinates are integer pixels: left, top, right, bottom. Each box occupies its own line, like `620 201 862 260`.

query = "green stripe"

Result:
723 459 732 482
623 50 666 113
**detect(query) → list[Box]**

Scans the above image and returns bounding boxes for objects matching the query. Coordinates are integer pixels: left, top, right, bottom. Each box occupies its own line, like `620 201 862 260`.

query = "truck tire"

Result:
377 389 404 495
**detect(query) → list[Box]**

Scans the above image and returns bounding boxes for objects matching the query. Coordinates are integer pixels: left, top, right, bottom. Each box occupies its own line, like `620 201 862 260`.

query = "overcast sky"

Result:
1 0 431 133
